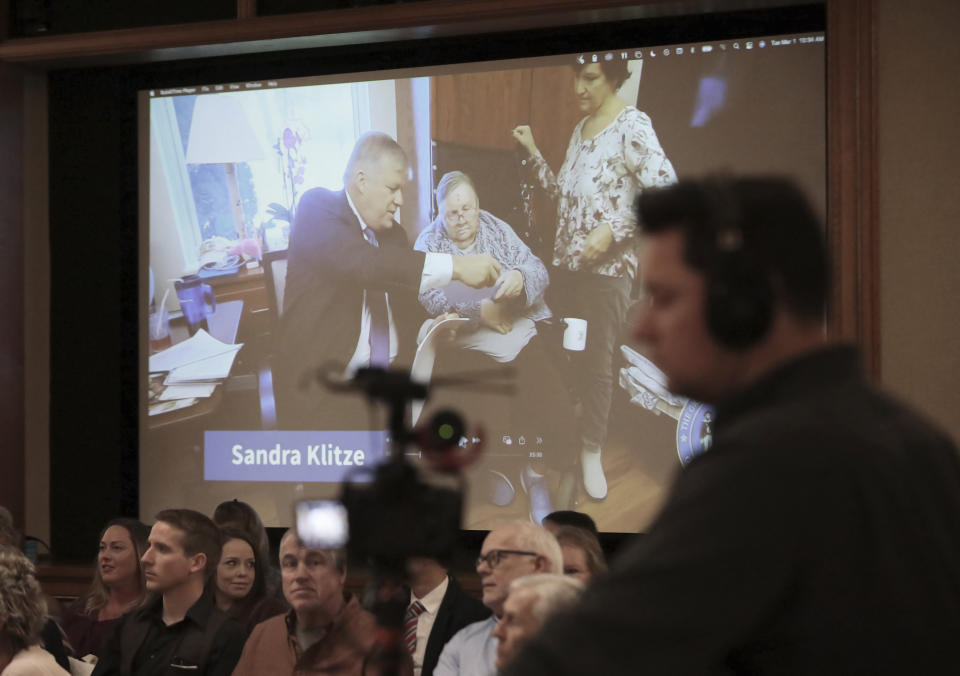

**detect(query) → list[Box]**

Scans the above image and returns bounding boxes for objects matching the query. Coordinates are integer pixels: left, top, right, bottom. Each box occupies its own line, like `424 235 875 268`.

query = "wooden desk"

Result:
205 265 270 344
148 300 243 430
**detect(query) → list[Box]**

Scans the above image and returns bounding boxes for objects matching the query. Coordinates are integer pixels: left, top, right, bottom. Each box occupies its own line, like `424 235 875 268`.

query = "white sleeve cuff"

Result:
421 252 453 292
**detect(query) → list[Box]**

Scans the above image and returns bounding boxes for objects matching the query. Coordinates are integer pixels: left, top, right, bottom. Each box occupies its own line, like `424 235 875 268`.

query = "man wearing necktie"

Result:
404 557 489 676
277 132 502 430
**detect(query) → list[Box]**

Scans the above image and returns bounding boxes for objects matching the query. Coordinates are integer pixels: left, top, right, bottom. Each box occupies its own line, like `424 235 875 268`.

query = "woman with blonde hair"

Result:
60 518 149 660
553 525 607 584
0 545 69 675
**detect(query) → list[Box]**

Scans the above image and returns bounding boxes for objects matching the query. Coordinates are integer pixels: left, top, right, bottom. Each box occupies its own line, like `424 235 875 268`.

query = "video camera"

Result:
296 366 485 571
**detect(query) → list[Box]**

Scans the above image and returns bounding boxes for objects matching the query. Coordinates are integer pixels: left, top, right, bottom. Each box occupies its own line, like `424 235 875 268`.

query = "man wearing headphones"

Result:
504 177 960 675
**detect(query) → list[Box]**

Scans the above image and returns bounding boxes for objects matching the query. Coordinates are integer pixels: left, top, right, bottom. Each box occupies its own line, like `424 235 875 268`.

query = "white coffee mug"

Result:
562 317 588 351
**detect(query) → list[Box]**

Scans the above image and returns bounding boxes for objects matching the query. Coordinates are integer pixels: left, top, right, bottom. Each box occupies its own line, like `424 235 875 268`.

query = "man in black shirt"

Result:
93 509 245 676
505 177 960 675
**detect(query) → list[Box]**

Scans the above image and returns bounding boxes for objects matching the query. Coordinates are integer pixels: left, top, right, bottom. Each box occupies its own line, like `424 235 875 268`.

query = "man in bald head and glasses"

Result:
433 522 561 676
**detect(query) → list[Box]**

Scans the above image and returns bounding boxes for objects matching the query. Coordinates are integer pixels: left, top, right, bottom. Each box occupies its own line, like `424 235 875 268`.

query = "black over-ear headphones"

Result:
703 180 774 350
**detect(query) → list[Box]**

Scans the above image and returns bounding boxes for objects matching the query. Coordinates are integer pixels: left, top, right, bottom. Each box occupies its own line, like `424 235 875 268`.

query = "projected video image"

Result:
143 36 825 532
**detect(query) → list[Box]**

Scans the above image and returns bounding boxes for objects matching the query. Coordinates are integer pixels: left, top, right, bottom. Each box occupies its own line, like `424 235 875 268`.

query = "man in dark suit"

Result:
405 557 490 676
276 132 502 429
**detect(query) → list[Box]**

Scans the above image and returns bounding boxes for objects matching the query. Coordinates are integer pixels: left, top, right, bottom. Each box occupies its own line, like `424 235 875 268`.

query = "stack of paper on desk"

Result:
164 348 239 383
149 329 242 391
158 383 218 401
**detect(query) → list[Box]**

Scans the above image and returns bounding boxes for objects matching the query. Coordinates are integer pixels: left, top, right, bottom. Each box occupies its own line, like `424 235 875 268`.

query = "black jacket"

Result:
506 346 960 675
91 592 245 676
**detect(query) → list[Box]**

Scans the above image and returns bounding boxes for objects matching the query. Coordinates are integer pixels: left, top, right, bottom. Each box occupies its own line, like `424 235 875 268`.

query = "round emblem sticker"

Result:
676 401 715 465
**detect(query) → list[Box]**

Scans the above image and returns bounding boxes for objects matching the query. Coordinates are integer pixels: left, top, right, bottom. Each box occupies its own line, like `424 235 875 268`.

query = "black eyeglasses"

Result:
475 549 539 569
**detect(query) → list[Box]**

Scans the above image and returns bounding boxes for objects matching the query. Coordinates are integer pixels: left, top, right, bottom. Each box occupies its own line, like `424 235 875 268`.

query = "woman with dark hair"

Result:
512 57 677 502
212 500 270 561
60 518 149 660
213 528 286 634
212 499 281 598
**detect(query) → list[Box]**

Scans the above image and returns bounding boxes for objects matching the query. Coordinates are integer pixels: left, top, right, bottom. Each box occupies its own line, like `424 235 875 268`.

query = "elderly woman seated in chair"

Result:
414 169 551 360
414 170 578 520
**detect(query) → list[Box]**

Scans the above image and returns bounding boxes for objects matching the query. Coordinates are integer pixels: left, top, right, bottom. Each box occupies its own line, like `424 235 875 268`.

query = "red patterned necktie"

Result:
404 600 426 655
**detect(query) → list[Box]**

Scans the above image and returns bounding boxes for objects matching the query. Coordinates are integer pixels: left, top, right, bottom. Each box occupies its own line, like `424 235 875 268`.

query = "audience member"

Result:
552 526 606 584
92 509 245 676
541 511 598 537
212 528 287 635
433 522 561 676
504 176 960 674
0 512 70 671
212 500 280 597
491 574 583 671
212 501 271 564
61 518 150 660
414 170 552 359
404 557 489 676
0 545 69 675
232 530 374 675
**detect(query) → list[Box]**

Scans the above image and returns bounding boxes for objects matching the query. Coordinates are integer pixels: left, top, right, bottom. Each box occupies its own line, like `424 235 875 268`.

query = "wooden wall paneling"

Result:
0 0 653 64
431 69 533 150
47 66 140 560
0 63 25 530
22 69 49 545
826 0 880 377
524 65 585 251
0 0 11 41
237 0 256 20
528 65 584 172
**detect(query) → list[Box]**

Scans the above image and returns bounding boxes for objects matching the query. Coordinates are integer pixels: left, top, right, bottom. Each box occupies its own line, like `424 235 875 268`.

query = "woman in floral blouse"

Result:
512 58 677 501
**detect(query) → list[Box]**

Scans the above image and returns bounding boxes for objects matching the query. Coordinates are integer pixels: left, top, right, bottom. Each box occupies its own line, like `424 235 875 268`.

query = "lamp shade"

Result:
185 94 266 164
